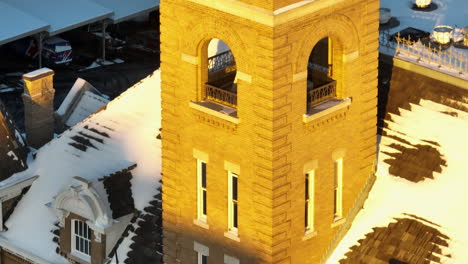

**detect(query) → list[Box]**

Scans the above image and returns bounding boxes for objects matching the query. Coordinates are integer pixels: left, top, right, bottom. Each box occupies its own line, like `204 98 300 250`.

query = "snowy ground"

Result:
327 99 468 263
0 70 162 263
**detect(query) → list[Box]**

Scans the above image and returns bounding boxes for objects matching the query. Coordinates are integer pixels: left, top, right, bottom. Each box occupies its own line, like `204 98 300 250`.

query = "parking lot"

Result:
0 15 160 132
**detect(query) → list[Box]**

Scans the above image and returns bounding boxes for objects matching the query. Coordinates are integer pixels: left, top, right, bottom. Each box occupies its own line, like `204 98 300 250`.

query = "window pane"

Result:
84 240 88 255
79 221 83 236
201 162 206 188
75 236 79 251
74 220 78 235
80 237 84 253
232 175 238 201
305 174 309 200
203 190 207 215
233 203 238 228
202 255 208 264
305 203 308 228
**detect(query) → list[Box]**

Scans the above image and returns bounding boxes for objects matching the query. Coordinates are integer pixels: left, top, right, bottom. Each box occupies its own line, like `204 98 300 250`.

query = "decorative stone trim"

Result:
224 231 240 242
193 241 209 256
302 230 318 241
303 160 318 173
224 254 240 264
293 71 308 82
303 98 351 123
181 53 198 65
190 102 239 132
224 161 240 175
193 219 210 229
331 217 346 228
344 50 359 62
193 149 209 162
303 101 350 131
190 101 240 124
236 71 252 83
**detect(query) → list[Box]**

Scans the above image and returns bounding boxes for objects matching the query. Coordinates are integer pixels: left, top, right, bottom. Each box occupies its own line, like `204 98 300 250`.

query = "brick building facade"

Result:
160 0 379 263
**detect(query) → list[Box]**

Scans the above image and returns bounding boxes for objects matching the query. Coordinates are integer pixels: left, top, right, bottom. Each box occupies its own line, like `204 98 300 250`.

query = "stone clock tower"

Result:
160 0 379 263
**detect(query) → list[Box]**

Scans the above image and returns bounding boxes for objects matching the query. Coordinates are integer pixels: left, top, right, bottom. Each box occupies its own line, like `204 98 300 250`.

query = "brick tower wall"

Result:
161 0 379 263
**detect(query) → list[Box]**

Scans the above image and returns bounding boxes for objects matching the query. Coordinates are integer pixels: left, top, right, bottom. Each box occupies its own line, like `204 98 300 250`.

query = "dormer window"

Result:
72 219 92 260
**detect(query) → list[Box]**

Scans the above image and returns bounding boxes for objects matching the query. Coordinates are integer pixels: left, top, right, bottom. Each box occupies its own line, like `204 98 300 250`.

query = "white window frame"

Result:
197 159 207 221
71 219 92 261
305 170 315 232
194 241 209 264
227 171 238 233
334 158 343 219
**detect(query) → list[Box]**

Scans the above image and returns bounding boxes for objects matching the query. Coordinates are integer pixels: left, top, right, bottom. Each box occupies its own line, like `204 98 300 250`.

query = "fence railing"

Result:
308 80 337 107
205 83 237 107
208 50 235 73
379 30 468 75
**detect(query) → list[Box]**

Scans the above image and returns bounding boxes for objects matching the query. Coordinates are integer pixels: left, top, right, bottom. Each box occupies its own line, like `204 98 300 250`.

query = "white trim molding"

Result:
52 177 112 228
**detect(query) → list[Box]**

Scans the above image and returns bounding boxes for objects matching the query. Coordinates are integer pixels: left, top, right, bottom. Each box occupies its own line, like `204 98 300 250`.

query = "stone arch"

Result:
296 14 360 72
183 19 249 73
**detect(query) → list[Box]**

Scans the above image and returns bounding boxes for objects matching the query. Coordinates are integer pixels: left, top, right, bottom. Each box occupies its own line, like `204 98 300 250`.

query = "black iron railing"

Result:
208 51 235 73
205 83 237 107
307 80 336 107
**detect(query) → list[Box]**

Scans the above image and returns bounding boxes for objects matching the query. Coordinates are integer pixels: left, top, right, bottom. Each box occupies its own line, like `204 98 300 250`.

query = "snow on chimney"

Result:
22 68 55 149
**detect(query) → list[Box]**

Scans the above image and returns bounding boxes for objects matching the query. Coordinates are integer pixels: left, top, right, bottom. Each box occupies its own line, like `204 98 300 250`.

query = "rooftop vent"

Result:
414 0 431 8
433 25 453 45
379 8 391 24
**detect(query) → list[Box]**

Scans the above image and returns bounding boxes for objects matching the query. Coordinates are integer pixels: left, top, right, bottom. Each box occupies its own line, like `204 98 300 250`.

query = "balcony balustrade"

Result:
205 83 237 108
307 80 337 107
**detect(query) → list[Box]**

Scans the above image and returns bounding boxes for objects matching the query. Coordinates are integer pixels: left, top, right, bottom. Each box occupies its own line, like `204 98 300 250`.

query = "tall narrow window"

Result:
228 172 238 232
72 219 92 258
305 170 315 231
334 158 343 219
197 160 207 221
198 252 208 264
194 241 209 264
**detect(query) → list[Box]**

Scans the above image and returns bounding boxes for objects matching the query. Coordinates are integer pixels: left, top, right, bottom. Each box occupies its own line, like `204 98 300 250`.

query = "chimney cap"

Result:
23 68 54 81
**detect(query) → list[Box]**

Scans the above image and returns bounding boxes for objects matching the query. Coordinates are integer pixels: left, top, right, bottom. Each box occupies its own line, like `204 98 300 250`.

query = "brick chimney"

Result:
22 68 55 149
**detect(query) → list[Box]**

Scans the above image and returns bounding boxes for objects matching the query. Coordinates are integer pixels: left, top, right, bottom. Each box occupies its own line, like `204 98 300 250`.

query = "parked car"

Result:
42 36 73 65
7 36 73 65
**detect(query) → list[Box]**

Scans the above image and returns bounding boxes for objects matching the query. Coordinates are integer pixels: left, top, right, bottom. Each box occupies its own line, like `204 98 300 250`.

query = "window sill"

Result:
302 229 318 241
69 251 91 264
303 97 351 123
193 219 209 229
224 230 240 242
331 217 346 228
189 101 239 124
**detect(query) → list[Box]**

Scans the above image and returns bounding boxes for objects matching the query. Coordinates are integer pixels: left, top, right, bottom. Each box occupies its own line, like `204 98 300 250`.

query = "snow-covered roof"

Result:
91 0 159 24
327 68 468 263
56 78 109 129
2 0 113 36
0 2 48 46
0 70 162 263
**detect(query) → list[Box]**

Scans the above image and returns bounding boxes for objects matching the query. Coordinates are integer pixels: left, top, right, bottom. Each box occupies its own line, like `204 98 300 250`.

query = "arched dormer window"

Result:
306 37 337 113
204 39 237 109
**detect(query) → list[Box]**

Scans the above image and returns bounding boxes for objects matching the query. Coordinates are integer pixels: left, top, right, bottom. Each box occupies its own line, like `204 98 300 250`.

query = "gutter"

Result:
0 237 52 264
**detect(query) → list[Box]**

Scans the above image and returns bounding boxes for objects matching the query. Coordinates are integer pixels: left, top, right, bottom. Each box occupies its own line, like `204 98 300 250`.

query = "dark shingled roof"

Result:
124 186 162 264
99 164 137 219
0 100 27 180
340 216 450 264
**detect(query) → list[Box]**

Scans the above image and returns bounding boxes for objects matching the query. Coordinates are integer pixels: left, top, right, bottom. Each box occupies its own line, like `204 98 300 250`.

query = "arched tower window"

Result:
204 39 237 108
306 37 337 113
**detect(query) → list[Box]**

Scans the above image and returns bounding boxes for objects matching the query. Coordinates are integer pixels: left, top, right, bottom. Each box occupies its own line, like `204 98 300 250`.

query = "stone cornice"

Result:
185 0 346 27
